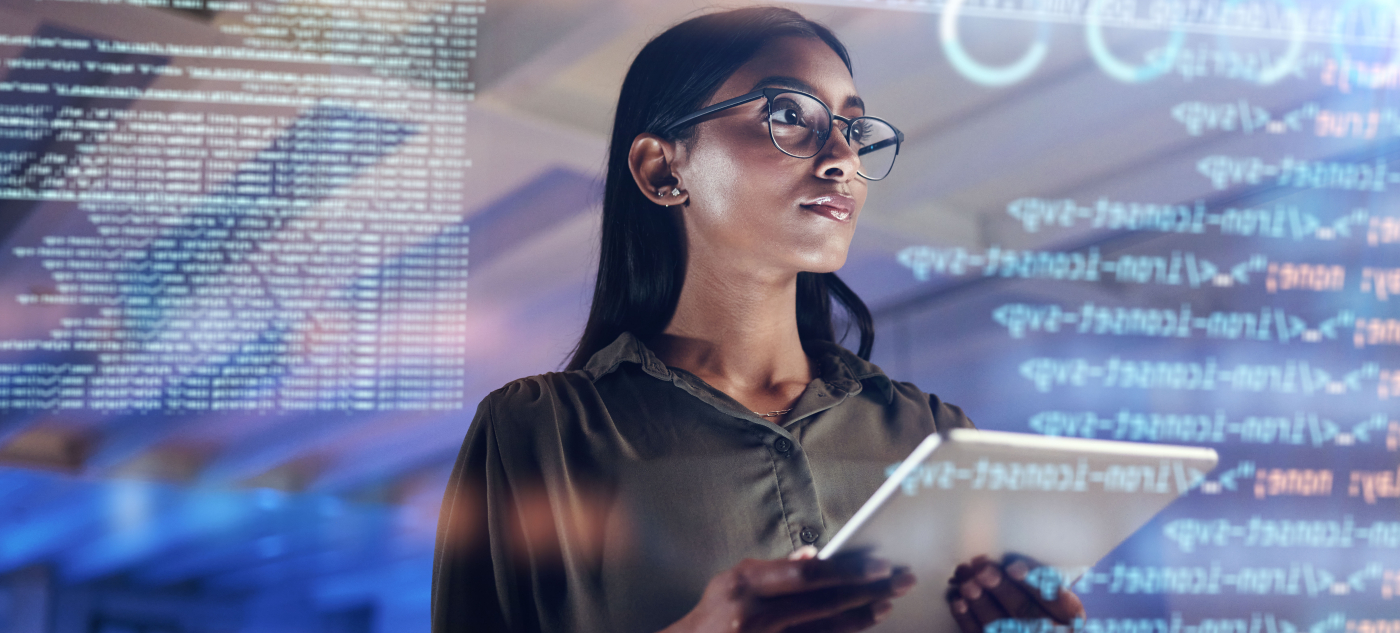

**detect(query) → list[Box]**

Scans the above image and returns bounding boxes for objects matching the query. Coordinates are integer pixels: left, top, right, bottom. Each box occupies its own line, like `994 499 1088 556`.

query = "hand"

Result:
661 546 918 633
944 555 1086 633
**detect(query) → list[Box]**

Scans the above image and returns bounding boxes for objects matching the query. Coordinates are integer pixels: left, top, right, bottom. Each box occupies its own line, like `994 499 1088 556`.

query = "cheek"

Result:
688 137 785 225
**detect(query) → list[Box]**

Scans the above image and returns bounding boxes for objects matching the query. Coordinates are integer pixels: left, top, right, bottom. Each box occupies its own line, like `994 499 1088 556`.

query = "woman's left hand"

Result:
944 555 1085 633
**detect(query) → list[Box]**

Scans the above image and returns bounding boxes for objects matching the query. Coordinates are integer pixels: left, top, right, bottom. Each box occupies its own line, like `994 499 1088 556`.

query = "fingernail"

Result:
951 599 968 614
1007 560 1029 581
788 546 818 561
960 579 982 600
864 557 893 580
873 600 894 621
896 571 918 596
977 565 1002 588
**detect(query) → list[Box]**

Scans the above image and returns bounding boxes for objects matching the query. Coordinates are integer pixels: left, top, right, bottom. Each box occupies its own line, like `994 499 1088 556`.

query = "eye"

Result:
851 119 875 143
769 98 808 127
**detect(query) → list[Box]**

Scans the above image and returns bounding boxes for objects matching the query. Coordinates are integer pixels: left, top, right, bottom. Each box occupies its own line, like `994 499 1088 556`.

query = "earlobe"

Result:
628 133 688 208
653 187 684 208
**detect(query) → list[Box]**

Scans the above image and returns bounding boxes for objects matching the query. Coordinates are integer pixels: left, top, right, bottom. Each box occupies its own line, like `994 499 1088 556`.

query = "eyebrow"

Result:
750 75 865 114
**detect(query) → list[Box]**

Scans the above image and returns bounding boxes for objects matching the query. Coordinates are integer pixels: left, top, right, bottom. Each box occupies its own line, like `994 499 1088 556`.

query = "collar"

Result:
582 331 895 404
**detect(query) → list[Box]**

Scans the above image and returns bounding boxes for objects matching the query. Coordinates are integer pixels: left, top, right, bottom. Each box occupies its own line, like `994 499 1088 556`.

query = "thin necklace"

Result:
753 408 793 418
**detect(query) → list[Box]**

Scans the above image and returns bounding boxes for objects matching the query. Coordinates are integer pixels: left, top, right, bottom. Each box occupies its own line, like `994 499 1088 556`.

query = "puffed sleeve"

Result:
432 376 615 633
433 389 569 632
432 393 513 632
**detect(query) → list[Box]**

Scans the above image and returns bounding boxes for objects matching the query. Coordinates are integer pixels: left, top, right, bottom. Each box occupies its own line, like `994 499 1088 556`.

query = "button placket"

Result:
765 431 823 550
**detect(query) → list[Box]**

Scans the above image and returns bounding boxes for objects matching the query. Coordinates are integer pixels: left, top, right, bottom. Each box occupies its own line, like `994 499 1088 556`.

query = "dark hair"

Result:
565 6 875 372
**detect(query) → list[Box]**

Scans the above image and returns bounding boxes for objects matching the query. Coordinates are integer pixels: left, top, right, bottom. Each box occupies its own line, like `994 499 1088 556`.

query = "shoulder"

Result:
886 379 977 432
474 370 605 433
463 370 617 476
482 370 598 409
466 331 666 454
467 371 599 440
802 338 976 433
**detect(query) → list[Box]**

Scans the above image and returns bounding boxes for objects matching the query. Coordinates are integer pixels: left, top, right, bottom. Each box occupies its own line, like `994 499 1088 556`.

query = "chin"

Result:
797 251 849 275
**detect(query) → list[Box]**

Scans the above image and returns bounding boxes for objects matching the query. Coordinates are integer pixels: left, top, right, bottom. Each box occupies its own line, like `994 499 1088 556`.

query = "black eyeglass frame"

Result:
659 87 906 181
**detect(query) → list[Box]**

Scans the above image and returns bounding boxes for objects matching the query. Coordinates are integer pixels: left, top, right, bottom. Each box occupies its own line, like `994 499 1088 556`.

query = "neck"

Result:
651 262 812 393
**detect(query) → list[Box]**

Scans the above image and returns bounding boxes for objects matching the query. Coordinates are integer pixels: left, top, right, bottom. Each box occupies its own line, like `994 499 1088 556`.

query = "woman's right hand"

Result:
661 546 917 633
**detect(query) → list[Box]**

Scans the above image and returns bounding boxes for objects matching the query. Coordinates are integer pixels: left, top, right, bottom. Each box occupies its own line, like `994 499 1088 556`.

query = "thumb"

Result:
788 545 819 561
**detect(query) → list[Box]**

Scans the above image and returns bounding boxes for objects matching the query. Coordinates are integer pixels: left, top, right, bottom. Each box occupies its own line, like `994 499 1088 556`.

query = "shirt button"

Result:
774 437 793 455
800 527 819 543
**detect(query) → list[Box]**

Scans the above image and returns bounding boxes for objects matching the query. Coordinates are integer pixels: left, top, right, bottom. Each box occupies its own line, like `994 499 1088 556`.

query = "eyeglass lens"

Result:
768 91 899 180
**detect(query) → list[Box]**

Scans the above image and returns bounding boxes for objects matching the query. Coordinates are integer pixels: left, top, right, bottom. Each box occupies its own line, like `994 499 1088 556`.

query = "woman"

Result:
432 6 1084 632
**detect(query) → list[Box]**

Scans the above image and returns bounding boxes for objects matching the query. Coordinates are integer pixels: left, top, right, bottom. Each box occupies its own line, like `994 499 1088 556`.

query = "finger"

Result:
961 576 1006 628
975 564 1045 621
1003 557 1087 624
755 571 913 632
756 576 901 631
950 555 994 586
790 546 819 561
891 568 918 598
946 592 981 633
784 600 894 633
951 562 973 586
740 554 893 597
1002 555 1054 599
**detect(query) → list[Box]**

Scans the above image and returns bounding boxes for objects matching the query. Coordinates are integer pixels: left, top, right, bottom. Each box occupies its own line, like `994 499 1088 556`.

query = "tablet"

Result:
818 428 1219 633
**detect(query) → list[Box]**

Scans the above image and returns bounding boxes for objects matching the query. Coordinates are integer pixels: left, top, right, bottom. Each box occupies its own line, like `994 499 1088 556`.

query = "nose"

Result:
814 120 861 180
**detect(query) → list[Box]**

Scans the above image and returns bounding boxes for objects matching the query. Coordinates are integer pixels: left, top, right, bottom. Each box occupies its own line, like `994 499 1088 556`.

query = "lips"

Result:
800 195 855 222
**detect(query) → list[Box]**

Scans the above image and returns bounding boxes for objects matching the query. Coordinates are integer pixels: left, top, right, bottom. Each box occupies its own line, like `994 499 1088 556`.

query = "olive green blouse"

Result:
431 331 974 633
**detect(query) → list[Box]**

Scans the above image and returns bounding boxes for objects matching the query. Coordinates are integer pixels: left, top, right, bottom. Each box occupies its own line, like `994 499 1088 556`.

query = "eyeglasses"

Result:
660 87 905 181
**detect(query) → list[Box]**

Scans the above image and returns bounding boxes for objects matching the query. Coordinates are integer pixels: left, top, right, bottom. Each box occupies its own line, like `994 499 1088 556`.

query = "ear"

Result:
627 133 688 207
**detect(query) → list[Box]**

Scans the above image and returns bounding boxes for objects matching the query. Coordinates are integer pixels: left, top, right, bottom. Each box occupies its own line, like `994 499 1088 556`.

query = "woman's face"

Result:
671 35 868 279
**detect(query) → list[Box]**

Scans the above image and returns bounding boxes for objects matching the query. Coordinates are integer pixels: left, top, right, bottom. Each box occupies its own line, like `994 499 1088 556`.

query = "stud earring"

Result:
670 187 680 196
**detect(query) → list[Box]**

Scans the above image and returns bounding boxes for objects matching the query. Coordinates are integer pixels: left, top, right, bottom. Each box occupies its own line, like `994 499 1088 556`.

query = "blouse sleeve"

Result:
432 393 513 632
432 376 615 633
432 389 567 633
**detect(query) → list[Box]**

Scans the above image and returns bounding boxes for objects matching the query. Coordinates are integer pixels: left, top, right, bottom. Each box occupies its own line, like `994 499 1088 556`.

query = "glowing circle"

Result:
1221 0 1306 85
1330 0 1400 82
1084 0 1185 83
939 0 1048 87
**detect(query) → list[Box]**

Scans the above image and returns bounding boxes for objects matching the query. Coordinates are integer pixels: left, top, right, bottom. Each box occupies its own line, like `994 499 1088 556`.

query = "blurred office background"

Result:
1 0 1396 630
